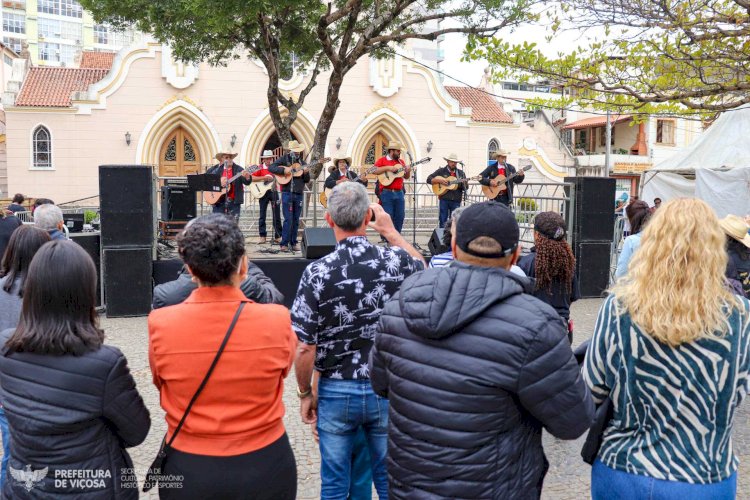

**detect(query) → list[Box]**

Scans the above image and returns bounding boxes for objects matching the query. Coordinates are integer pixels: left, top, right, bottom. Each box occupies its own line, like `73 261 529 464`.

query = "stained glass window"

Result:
164 138 176 161
33 126 52 168
365 143 376 165
488 138 499 161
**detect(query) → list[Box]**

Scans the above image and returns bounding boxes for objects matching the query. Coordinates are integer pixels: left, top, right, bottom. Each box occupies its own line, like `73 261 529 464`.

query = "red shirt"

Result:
497 165 507 177
223 166 235 200
252 166 272 178
374 156 407 190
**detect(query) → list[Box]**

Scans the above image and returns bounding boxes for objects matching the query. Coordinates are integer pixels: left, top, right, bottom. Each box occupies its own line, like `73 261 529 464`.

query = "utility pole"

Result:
604 110 612 178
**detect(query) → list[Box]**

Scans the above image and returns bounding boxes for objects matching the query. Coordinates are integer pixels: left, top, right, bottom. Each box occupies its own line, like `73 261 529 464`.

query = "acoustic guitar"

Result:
203 165 261 205
431 175 481 197
319 167 376 208
248 178 275 199
376 157 431 187
274 157 331 185
481 165 532 200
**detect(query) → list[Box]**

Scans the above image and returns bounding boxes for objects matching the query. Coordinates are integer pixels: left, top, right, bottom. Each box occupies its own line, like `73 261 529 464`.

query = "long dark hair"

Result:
1 225 50 296
534 212 576 293
6 241 103 355
626 200 651 234
176 214 245 285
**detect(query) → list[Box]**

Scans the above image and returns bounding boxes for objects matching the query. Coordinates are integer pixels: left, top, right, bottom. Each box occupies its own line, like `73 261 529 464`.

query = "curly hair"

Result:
533 212 575 293
611 198 740 346
176 214 245 285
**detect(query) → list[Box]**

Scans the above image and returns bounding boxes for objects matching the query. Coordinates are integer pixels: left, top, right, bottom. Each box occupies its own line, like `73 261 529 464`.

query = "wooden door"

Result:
159 128 201 177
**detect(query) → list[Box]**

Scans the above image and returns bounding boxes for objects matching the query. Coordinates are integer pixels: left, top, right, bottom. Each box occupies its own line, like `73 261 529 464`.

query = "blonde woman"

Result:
584 199 750 499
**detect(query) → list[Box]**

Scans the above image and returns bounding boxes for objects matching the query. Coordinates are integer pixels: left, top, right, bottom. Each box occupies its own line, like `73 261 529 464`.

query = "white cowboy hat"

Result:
719 214 750 248
331 154 352 166
493 149 512 158
443 153 461 163
260 149 275 159
386 140 406 151
215 151 239 161
286 140 305 153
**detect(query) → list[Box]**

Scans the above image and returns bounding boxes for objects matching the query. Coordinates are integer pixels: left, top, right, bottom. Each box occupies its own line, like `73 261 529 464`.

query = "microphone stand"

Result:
406 152 424 251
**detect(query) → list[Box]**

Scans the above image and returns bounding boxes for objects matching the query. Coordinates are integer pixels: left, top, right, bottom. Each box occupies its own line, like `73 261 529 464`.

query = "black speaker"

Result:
564 176 617 243
576 242 612 298
429 228 448 256
99 165 154 247
301 228 336 259
63 213 85 233
103 246 152 317
69 232 102 307
160 185 196 221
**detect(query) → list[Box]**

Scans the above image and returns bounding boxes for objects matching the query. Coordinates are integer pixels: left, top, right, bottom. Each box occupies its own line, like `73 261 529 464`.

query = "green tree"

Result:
82 0 538 176
467 0 750 115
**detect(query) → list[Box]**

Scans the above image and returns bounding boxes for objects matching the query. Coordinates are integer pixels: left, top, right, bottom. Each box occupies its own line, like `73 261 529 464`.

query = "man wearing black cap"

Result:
370 201 594 499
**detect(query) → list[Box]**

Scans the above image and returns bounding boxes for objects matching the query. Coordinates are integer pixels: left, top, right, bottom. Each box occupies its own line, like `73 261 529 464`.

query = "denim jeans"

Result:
438 199 461 228
592 459 737 499
317 378 388 500
281 191 303 247
350 428 372 500
379 189 405 233
0 407 9 489
258 192 282 238
212 198 242 220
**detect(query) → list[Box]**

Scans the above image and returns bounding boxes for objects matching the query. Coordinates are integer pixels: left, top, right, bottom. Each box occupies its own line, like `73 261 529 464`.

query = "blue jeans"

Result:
212 198 242 220
258 192 282 238
438 199 461 228
350 429 372 500
317 379 388 500
0 407 9 489
380 189 405 233
281 191 303 247
592 459 737 499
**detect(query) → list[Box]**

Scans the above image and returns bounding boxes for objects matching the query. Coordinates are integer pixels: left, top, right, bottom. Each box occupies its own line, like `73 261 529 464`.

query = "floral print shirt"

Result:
292 236 423 379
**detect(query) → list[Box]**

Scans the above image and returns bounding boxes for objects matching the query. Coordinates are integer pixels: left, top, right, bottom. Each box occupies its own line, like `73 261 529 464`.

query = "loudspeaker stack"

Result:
301 228 336 259
99 165 155 317
564 176 616 298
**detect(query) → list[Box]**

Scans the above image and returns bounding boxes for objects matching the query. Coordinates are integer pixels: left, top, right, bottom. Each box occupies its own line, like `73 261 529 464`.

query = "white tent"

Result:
641 105 750 217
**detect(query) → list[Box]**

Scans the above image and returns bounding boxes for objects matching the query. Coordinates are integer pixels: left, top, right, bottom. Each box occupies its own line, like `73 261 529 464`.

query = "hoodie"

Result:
370 261 594 499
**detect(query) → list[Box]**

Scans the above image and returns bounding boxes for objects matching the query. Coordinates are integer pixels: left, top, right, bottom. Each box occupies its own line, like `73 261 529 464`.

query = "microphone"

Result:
406 151 413 163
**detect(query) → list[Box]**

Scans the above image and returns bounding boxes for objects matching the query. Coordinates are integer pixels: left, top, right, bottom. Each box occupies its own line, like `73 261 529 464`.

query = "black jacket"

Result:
517 249 581 320
151 262 284 309
206 162 252 204
269 153 310 194
0 330 150 499
370 261 594 499
425 165 466 202
324 169 368 190
479 161 523 205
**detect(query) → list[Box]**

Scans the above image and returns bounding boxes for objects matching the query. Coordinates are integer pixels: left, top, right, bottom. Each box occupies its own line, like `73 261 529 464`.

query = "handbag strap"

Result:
166 301 246 448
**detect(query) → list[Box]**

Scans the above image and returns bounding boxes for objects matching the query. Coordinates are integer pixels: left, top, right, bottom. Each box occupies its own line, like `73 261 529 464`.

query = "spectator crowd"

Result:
0 188 748 499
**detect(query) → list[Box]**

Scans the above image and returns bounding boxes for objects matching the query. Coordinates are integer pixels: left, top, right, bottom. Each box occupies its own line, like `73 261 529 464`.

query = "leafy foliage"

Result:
467 0 750 114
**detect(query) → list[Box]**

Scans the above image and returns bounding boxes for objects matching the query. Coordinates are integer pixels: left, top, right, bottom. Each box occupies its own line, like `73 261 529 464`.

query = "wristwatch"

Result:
296 386 312 399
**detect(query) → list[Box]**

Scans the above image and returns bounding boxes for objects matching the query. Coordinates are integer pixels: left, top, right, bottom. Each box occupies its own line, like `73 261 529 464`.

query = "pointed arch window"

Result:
488 138 500 162
33 125 52 168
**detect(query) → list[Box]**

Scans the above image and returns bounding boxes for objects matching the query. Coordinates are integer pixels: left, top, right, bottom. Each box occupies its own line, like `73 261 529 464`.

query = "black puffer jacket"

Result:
0 329 150 499
370 261 594 499
152 262 284 309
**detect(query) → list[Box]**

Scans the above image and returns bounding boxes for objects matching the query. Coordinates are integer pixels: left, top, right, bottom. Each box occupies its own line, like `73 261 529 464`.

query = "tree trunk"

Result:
310 69 345 178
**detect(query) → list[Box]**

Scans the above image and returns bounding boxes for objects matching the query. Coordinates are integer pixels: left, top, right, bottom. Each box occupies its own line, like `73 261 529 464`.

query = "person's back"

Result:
0 213 22 259
585 199 749 498
370 201 593 499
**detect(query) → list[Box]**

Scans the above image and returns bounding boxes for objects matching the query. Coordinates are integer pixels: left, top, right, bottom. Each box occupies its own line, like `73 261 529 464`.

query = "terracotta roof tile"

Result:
15 67 110 107
561 114 632 130
80 51 116 69
444 86 514 123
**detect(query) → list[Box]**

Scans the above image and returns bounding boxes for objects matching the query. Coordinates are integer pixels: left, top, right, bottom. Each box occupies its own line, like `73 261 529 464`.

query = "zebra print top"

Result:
584 294 750 484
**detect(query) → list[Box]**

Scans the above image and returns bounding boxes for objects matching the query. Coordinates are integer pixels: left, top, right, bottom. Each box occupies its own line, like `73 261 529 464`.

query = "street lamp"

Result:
426 140 433 153
335 137 342 150
230 133 237 148
125 131 131 146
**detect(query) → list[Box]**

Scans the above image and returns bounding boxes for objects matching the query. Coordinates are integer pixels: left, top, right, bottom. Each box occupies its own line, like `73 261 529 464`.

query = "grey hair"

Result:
33 203 63 231
328 182 370 231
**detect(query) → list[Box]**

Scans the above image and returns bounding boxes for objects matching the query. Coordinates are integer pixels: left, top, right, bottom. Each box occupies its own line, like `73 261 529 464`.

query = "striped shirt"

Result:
584 294 750 483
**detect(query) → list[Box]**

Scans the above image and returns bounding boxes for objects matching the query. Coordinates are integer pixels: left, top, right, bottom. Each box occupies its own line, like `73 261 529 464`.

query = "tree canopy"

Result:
467 0 750 115
81 0 539 175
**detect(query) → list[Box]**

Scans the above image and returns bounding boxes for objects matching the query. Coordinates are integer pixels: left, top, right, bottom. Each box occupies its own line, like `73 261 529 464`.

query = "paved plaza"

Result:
7 297 748 499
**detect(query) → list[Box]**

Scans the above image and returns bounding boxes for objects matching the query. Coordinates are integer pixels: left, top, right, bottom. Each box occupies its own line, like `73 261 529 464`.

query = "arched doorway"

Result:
159 128 201 177
361 132 389 168
259 131 298 164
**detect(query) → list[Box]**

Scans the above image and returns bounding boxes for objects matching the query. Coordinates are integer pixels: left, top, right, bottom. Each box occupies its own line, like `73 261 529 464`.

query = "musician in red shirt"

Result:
479 149 524 206
252 150 282 244
372 141 411 233
206 150 253 220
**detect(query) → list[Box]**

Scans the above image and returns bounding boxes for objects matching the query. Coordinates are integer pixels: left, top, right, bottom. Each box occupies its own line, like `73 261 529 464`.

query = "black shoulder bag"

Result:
143 302 246 492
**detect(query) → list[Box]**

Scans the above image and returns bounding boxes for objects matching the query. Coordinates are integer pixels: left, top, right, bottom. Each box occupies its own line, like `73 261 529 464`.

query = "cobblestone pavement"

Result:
66 298 750 498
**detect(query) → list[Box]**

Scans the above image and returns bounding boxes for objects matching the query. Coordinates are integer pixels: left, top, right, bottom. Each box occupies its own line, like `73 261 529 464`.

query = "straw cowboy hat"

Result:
286 140 305 153
443 153 462 163
214 150 239 161
328 154 352 173
719 214 750 248
386 140 406 152
493 148 512 159
260 149 275 159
